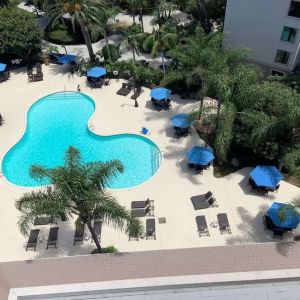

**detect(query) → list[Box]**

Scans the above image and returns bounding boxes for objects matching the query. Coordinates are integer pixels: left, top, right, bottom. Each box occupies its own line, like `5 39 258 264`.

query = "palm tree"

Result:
122 31 143 61
143 26 177 75
15 146 143 253
44 0 106 61
195 0 211 33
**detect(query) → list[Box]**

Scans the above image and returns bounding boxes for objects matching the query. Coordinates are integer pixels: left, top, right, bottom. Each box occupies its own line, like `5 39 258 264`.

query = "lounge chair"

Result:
131 86 142 100
34 216 55 226
46 227 59 249
91 219 102 242
73 222 84 245
26 229 40 251
196 216 209 237
128 222 140 241
117 83 131 96
146 218 156 239
131 198 154 210
191 191 217 210
217 213 231 234
131 206 150 218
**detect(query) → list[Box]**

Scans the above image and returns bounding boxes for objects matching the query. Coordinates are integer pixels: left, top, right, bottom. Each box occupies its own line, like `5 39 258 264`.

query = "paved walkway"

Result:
2 242 300 299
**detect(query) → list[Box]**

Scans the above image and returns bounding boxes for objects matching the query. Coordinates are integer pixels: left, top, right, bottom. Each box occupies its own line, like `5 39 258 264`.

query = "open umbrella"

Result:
0 63 7 72
150 87 171 101
87 67 107 78
187 146 214 166
250 165 283 189
171 113 192 129
57 54 77 65
267 202 300 229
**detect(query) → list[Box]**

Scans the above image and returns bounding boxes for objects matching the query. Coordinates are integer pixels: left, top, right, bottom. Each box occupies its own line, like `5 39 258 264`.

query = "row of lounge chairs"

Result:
116 81 142 100
129 218 156 241
26 226 59 251
130 198 154 217
73 219 102 245
191 191 218 210
26 217 102 251
196 213 231 236
129 199 156 240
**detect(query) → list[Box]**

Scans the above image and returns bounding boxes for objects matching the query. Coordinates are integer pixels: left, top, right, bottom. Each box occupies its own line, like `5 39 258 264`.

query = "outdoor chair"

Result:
196 216 210 237
273 229 284 239
73 223 84 245
26 229 40 251
146 218 156 240
46 227 59 249
191 191 217 210
91 219 102 243
263 215 275 231
34 216 55 226
33 73 43 82
116 83 131 96
195 165 204 174
131 86 142 100
188 162 195 169
104 79 110 86
131 206 150 218
131 198 154 210
217 213 231 234
174 127 190 138
128 222 140 241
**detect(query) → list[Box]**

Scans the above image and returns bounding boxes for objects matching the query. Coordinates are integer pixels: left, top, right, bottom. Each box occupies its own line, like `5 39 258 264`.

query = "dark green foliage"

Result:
45 24 84 45
0 0 9 7
0 8 43 59
102 44 121 62
269 72 300 94
91 245 118 254
104 60 162 87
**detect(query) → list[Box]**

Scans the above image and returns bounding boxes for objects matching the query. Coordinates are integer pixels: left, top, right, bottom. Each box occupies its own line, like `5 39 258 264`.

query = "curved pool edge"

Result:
1 90 163 191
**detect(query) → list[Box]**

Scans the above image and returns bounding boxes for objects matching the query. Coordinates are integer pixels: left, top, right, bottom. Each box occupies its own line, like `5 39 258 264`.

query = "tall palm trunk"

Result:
161 51 166 75
104 32 112 62
132 11 136 24
79 22 95 61
87 221 102 252
195 0 210 33
132 48 136 61
139 8 144 32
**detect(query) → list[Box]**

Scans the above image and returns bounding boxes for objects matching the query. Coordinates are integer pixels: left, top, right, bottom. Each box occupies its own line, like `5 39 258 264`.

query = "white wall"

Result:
224 0 300 72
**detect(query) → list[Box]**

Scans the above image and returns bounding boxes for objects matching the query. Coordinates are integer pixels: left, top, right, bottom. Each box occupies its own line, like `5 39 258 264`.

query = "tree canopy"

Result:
0 8 43 59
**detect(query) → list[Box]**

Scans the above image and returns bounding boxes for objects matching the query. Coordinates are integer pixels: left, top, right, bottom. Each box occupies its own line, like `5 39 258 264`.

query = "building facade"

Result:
224 0 300 74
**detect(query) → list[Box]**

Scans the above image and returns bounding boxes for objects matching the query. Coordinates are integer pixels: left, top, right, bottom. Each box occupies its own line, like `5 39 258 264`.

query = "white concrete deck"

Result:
0 65 299 263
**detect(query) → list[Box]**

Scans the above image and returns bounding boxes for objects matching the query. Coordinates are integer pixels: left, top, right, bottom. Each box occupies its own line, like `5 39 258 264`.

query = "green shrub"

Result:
102 44 121 62
104 60 162 87
91 245 119 254
45 24 83 45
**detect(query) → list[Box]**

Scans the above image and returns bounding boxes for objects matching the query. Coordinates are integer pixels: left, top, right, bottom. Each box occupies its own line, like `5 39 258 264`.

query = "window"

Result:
271 70 285 76
275 50 290 64
281 26 297 42
288 1 300 18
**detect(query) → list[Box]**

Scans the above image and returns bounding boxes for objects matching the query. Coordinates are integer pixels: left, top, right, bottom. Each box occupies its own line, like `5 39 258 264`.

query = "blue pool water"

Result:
2 92 161 188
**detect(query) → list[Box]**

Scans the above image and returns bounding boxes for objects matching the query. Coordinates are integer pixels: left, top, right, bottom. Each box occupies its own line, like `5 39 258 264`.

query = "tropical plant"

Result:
101 43 120 61
15 146 143 253
0 8 43 59
44 0 106 61
143 25 177 75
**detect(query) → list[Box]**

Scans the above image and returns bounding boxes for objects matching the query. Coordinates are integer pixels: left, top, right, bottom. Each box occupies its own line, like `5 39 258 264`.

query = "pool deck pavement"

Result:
0 65 300 263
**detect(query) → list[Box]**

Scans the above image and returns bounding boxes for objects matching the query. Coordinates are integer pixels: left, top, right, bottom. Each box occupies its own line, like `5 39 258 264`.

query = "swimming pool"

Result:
2 92 161 188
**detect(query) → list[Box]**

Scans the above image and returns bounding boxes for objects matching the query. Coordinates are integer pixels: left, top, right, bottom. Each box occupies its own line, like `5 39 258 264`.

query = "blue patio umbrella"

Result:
0 63 7 72
267 202 300 229
87 67 107 78
57 54 77 64
150 87 171 101
171 113 193 129
187 146 215 166
250 165 283 189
